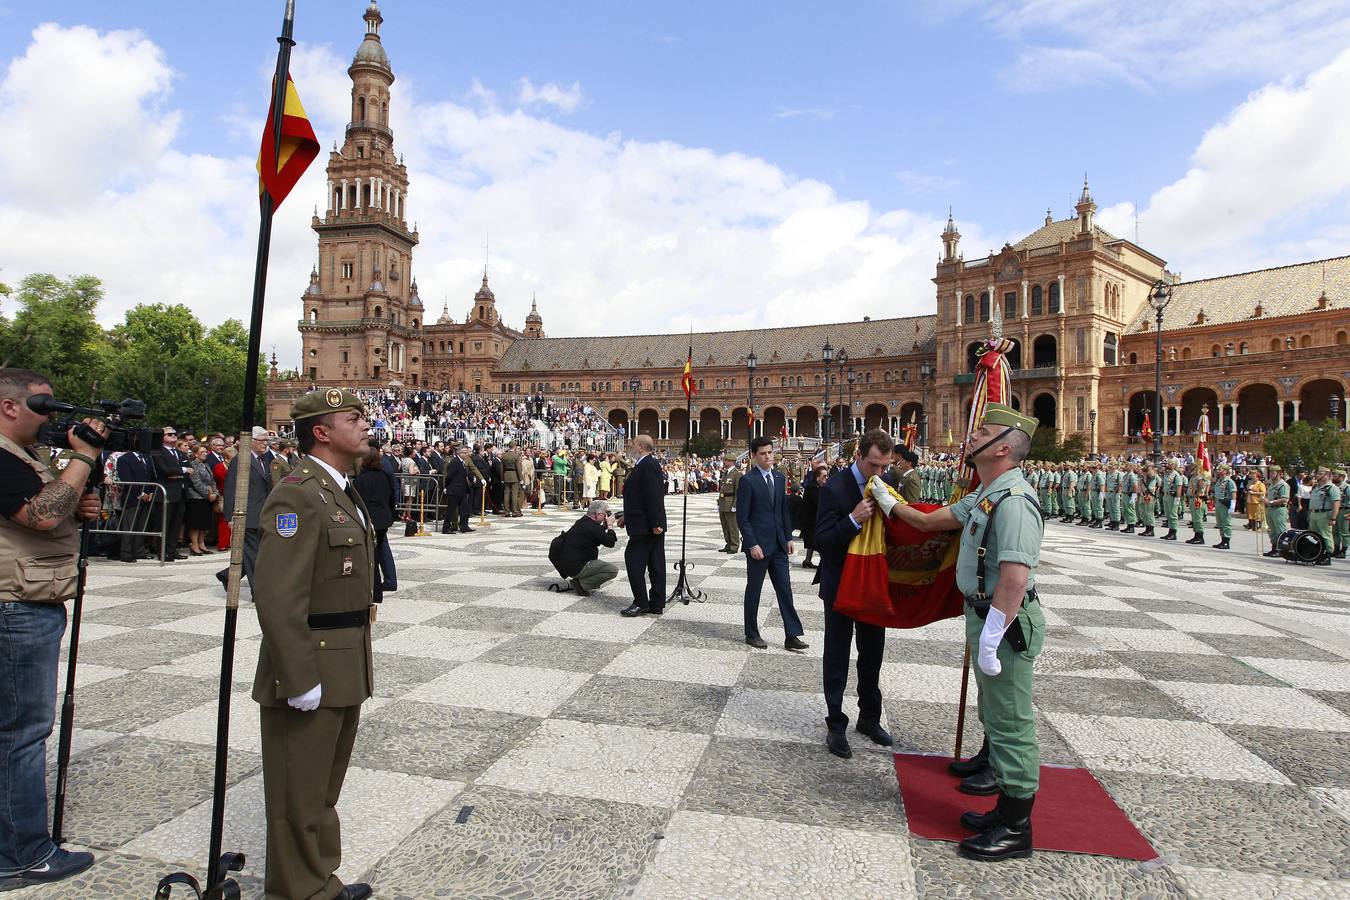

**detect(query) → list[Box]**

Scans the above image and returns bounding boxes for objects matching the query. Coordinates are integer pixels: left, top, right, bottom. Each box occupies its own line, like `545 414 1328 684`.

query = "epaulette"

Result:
282 474 306 484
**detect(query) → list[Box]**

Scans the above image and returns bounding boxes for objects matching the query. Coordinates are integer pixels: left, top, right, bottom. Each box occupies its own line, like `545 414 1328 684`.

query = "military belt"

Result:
308 608 374 630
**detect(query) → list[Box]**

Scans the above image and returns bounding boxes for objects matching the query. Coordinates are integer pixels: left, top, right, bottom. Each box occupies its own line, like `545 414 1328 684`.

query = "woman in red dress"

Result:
213 447 233 550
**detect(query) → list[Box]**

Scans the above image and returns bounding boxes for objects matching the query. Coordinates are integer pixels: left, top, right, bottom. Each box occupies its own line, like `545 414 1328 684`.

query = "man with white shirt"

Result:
736 436 807 651
252 388 375 900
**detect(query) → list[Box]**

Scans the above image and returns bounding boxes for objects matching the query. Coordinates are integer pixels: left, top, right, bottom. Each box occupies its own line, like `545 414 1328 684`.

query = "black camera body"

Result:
34 397 160 455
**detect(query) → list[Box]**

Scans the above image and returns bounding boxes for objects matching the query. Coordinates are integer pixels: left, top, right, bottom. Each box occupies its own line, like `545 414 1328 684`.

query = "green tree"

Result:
0 274 110 401
687 432 725 458
1264 420 1347 472
1028 428 1088 463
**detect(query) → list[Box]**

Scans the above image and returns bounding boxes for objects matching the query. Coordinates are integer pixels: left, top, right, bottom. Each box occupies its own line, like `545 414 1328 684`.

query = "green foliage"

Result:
1264 420 1347 472
1028 428 1088 463
0 274 110 401
0 274 267 436
687 432 725 458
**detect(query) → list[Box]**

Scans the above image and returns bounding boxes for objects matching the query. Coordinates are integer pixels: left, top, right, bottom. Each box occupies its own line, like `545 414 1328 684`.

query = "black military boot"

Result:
960 794 1034 861
948 738 990 777
961 790 1013 833
1140 526 1154 536
958 765 1000 796
1106 521 1118 531
1123 524 1136 534
1186 532 1204 544
1316 553 1333 566
1262 547 1282 557
1212 539 1230 550
1090 519 1102 529
1335 547 1347 559
1162 528 1178 540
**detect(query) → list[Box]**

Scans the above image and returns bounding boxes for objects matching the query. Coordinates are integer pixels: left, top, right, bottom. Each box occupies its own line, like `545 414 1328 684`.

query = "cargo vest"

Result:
0 432 81 603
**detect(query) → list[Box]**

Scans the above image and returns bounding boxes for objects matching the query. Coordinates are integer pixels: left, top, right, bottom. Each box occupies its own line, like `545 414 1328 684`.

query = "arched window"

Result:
964 294 975 322
1103 333 1118 365
1211 344 1221 357
1301 335 1313 348
1128 352 1137 365
1239 342 1247 354
1338 331 1347 345
1048 281 1061 314
381 101 388 124
901 369 909 382
373 305 382 319
865 372 872 384
308 308 318 322
884 371 891 383
358 96 366 121
1270 338 1281 352
815 375 821 386
979 292 990 321
1182 347 1192 360
796 375 803 387
1031 284 1043 316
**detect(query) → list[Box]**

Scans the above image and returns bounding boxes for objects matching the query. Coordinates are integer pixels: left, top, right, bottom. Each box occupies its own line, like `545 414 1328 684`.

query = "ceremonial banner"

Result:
1140 412 1153 444
257 73 319 210
902 411 918 450
1195 407 1211 475
681 353 697 400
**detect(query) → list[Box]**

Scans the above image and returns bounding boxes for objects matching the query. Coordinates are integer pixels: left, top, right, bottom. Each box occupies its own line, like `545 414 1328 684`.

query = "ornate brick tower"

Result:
299 0 424 386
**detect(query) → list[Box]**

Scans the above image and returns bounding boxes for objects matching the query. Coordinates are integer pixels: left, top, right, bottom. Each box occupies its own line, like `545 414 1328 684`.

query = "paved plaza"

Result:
21 495 1350 898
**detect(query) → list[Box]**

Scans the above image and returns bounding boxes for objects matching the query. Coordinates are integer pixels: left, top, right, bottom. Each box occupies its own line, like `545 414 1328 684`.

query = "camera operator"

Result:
0 368 102 890
550 500 620 596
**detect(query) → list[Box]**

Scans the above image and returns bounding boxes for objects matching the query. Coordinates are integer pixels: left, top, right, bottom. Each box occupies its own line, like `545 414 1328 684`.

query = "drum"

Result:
1276 529 1323 563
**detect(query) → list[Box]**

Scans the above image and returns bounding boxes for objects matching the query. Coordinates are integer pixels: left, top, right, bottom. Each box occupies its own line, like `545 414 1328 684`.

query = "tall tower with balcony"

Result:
299 1 423 386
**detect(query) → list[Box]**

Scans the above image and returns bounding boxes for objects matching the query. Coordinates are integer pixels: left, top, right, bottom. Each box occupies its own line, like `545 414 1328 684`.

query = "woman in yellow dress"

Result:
598 453 615 499
1245 470 1266 531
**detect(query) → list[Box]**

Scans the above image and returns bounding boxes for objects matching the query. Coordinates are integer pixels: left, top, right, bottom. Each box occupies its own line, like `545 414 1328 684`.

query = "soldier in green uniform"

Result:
1121 463 1139 533
1089 460 1106 528
1060 463 1076 522
1034 464 1049 513
717 455 742 552
1211 463 1236 549
612 453 631 498
1104 461 1120 530
1186 463 1210 544
886 403 1045 861
1138 462 1160 537
1044 465 1059 517
1076 464 1091 526
1161 459 1184 540
1262 465 1290 557
500 442 523 517
270 439 297 482
1309 467 1341 565
1333 469 1349 559
253 388 375 900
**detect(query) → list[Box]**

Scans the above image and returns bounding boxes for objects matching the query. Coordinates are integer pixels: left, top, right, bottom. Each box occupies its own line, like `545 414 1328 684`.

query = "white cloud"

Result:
1099 45 1350 278
956 0 1350 91
0 24 971 375
516 77 585 114
771 107 836 121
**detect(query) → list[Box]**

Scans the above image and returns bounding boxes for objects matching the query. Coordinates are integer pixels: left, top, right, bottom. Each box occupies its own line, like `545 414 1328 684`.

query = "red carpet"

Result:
893 753 1158 860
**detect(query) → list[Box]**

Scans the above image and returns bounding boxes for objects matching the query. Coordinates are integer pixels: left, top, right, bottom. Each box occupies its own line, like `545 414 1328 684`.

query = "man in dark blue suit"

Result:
114 448 157 562
814 428 895 759
619 434 667 617
737 435 807 650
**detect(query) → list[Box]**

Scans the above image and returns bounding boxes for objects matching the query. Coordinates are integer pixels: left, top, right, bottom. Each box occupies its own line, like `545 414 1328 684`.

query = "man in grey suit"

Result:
216 426 275 594
736 435 807 651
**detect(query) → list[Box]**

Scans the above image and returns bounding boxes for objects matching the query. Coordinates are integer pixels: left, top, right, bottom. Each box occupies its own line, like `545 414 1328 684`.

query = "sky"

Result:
2 0 1350 370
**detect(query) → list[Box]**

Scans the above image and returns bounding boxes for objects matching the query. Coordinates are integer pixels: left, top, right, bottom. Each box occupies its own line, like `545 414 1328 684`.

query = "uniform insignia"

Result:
331 512 348 524
282 474 305 484
325 388 343 408
342 556 353 576
276 512 299 538
979 498 994 515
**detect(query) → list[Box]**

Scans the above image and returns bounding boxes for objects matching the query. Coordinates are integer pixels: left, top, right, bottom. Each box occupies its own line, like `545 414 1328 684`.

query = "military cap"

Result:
291 388 366 422
980 402 1037 439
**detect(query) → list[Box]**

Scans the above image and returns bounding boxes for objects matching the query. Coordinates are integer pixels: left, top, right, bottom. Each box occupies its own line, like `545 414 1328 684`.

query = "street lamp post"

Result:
1333 394 1342 431
821 340 834 442
1089 408 1098 456
919 361 933 448
1148 280 1173 464
746 350 757 444
836 349 849 440
203 377 214 434
630 379 639 439
846 367 856 437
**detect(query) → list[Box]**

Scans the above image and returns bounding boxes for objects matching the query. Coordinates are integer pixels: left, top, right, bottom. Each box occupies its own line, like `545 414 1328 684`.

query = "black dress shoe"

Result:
569 578 591 597
948 738 990 776
336 884 372 900
801 560 817 569
826 731 852 759
459 527 475 533
959 795 1034 861
958 765 999 795
855 721 893 747
215 570 228 588
785 635 809 651
745 635 768 649
1262 549 1282 557
621 604 663 617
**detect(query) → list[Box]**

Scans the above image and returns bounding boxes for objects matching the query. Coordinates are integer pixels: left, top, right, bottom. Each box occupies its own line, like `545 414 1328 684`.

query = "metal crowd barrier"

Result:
394 473 442 527
91 480 169 564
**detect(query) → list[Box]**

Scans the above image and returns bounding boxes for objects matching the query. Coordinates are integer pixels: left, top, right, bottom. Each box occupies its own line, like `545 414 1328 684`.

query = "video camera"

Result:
28 395 161 454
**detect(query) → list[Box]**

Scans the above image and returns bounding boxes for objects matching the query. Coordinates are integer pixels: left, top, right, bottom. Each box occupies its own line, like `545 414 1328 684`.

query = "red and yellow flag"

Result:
680 353 697 400
257 73 320 211
1140 412 1153 443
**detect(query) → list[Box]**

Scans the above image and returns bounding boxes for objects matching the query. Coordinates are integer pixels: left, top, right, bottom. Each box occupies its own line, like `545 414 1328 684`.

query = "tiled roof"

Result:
1125 255 1350 334
495 315 936 373
1012 218 1118 251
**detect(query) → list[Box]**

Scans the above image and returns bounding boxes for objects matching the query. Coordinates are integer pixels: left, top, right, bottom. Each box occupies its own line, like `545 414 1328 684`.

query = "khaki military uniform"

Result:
501 448 523 516
253 458 375 900
717 466 741 551
270 451 294 483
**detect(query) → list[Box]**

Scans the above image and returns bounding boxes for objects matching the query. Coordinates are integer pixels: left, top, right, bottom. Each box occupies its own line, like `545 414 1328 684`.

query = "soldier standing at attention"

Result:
1090 459 1106 529
500 441 523 517
883 403 1045 861
717 454 742 553
1121 463 1139 534
1104 461 1120 531
1262 465 1290 556
1332 469 1349 559
253 389 375 900
1161 459 1184 540
1309 467 1341 566
1138 462 1160 537
1210 464 1236 550
270 439 297 482
1186 463 1210 545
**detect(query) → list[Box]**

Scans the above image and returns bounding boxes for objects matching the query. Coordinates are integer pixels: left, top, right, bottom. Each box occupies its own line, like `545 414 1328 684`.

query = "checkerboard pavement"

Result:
20 495 1350 898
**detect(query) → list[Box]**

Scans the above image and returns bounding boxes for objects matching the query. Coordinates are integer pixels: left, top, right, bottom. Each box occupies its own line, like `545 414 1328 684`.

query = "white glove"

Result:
287 683 321 711
868 477 898 518
977 608 1009 677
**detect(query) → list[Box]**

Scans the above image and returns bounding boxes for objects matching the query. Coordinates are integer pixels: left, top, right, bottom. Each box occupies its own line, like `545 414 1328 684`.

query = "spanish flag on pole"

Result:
681 349 697 400
257 73 319 211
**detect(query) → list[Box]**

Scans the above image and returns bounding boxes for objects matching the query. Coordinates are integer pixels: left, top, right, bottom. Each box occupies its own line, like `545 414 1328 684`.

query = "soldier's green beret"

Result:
981 402 1037 440
291 388 365 421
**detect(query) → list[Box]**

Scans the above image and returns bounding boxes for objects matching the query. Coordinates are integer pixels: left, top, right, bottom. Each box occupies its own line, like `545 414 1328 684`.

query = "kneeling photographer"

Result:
549 500 620 596
0 368 106 891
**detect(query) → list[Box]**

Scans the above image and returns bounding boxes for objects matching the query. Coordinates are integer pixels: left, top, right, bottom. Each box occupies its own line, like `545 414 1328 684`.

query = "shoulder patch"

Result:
275 512 299 538
282 474 306 484
1009 485 1025 495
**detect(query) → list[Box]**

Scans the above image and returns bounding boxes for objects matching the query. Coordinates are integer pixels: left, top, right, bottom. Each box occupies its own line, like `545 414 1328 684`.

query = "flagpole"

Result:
670 333 702 604
158 5 294 898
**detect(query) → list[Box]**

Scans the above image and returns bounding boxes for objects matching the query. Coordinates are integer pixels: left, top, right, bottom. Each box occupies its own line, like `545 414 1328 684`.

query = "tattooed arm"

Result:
13 418 103 531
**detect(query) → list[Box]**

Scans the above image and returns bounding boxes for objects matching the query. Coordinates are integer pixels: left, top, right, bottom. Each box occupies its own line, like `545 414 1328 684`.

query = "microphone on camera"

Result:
26 394 80 415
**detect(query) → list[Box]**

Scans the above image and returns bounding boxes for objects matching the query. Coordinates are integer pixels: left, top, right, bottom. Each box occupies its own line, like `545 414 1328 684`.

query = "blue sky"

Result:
2 1 1350 364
